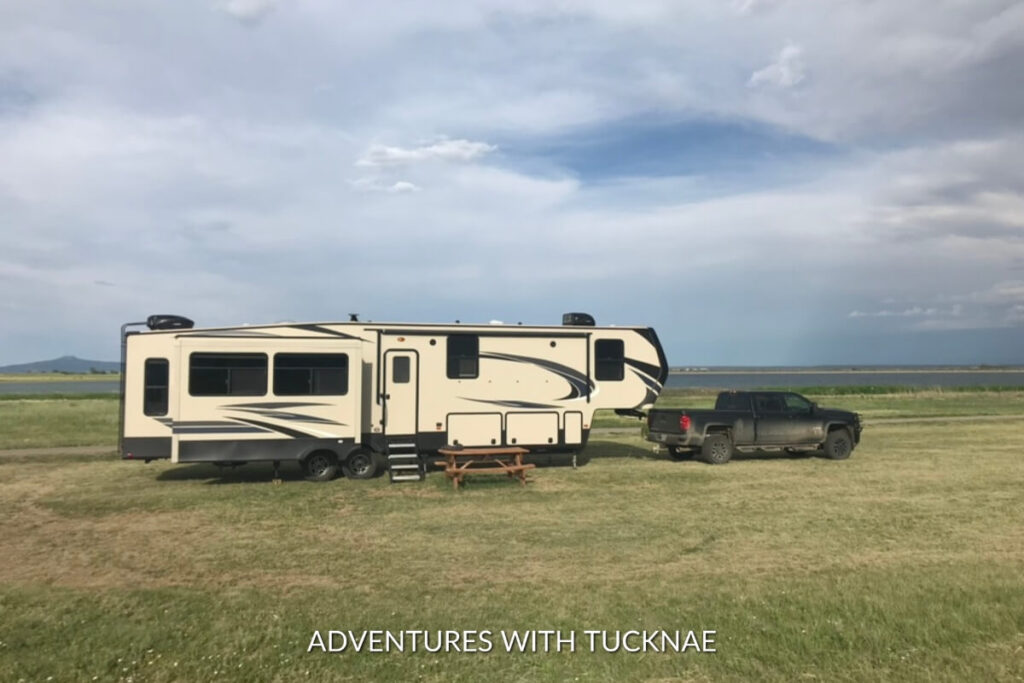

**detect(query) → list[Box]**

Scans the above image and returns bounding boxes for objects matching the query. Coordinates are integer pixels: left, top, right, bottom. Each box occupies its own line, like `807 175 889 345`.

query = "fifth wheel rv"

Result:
119 313 668 483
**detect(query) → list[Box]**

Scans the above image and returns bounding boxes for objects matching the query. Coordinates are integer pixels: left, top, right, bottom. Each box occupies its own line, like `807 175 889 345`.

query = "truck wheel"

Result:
701 434 733 465
303 451 339 482
667 446 693 461
342 449 380 479
822 429 853 460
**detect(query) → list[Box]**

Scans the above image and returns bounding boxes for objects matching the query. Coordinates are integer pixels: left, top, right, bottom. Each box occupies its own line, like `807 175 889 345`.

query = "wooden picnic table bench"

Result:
435 447 535 490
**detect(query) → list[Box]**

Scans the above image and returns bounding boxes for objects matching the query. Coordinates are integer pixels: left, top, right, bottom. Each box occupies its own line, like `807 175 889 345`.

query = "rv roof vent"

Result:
147 314 194 331
562 312 595 326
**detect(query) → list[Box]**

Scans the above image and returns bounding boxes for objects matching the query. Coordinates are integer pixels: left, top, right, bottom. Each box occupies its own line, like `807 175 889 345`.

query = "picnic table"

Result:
435 447 535 490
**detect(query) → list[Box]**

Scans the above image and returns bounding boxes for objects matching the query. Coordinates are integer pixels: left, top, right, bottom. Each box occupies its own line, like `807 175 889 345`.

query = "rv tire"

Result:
302 450 339 482
342 449 380 480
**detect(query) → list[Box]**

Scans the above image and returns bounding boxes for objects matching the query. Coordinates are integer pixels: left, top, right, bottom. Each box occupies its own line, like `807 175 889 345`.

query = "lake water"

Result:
0 381 120 395
2 370 1024 395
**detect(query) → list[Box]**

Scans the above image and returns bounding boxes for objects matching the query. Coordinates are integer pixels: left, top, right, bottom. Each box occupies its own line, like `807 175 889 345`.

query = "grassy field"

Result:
0 373 120 382
1 392 1023 681
4 389 1024 448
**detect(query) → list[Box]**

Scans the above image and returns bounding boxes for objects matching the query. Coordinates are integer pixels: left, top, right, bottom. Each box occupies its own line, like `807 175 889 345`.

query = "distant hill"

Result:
0 356 120 374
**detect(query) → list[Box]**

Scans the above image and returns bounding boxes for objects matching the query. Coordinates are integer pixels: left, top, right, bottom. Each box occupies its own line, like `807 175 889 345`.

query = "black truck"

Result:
646 391 862 464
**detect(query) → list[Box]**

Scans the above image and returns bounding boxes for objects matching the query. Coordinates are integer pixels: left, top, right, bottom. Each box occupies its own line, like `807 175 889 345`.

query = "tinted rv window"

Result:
274 353 348 396
447 334 479 379
392 356 410 384
189 353 267 396
595 339 625 381
143 358 169 416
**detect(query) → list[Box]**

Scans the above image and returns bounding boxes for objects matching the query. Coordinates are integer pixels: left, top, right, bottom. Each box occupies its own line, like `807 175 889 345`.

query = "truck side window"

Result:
716 393 748 411
447 335 479 379
189 353 267 396
143 358 169 416
755 395 785 413
783 393 812 413
595 339 624 381
274 353 348 396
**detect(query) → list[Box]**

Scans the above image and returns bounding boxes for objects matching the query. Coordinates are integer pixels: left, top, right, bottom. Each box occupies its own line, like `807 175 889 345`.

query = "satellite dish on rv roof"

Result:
146 314 194 331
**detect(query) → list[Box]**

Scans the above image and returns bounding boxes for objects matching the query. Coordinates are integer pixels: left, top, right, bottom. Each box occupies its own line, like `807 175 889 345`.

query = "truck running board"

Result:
386 441 425 483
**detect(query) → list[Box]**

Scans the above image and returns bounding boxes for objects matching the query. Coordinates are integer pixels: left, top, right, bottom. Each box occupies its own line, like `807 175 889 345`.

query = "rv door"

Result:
382 350 418 438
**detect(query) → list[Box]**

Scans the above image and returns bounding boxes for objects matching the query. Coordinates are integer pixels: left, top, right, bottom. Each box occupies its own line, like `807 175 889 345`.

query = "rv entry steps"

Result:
386 441 425 483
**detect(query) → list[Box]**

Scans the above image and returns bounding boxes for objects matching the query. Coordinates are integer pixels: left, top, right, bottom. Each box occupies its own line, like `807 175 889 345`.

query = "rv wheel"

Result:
302 451 339 482
342 449 380 480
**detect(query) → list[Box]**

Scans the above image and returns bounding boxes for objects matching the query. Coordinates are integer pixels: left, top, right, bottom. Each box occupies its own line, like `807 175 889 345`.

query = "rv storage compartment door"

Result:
564 411 583 445
506 412 558 446
447 413 502 447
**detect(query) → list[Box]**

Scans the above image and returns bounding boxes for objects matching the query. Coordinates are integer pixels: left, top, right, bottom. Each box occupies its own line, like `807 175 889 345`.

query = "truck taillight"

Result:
680 415 691 431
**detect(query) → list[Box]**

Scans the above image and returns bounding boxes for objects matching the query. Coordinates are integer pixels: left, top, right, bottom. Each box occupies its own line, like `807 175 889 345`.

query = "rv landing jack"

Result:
272 460 282 484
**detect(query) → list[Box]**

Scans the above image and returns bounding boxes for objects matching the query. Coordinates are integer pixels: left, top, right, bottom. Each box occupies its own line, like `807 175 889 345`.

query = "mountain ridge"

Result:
0 356 120 374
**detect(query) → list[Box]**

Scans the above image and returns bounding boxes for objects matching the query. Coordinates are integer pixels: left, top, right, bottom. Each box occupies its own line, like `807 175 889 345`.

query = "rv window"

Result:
595 339 625 381
392 356 410 384
189 353 267 396
143 358 169 416
447 334 479 379
274 353 348 396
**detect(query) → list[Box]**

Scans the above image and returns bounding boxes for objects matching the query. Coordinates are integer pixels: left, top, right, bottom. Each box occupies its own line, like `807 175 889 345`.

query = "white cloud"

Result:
350 178 421 193
2 1 1024 363
217 0 279 25
748 42 806 88
356 139 497 167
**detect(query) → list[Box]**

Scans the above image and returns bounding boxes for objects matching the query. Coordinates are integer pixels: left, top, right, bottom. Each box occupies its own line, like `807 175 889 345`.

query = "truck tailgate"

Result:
649 411 682 433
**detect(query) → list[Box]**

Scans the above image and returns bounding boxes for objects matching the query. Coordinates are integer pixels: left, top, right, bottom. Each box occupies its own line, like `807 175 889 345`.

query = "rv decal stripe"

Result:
625 358 664 387
229 408 346 426
230 417 315 439
479 352 594 400
291 324 366 340
629 367 662 393
224 401 328 409
464 398 558 409
174 426 269 434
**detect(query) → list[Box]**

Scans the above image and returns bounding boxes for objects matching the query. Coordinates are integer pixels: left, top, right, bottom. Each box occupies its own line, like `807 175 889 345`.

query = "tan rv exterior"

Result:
120 317 668 481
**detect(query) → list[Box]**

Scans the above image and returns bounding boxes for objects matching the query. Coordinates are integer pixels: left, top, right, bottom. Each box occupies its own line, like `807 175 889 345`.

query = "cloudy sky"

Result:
2 0 1024 365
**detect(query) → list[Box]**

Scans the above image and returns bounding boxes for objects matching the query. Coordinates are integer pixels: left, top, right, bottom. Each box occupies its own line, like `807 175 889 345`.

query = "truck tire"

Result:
667 446 693 461
303 450 339 482
342 449 380 479
701 433 733 465
822 429 853 460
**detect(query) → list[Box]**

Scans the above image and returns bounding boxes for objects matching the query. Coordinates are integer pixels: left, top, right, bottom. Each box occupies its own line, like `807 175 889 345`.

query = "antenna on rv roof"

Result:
348 313 359 322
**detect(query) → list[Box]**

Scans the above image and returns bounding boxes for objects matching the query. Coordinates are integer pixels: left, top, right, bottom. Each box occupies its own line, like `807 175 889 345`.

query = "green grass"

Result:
1 393 1024 680
592 388 1024 427
0 372 120 382
0 398 118 448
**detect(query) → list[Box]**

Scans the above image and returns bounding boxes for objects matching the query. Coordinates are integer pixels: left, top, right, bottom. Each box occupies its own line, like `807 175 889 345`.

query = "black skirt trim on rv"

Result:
122 437 172 460
178 438 357 463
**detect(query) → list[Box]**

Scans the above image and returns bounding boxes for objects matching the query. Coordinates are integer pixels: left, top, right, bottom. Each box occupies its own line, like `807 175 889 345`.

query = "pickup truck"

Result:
646 391 862 464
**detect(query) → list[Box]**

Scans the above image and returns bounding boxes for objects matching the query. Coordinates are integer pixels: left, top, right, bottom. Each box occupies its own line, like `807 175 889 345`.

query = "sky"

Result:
2 0 1024 366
